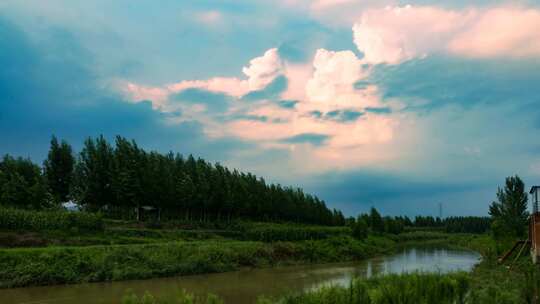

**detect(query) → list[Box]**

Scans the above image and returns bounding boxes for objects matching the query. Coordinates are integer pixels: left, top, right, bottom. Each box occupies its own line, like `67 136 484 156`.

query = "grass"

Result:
276 272 470 304
0 211 486 290
237 222 350 242
122 272 471 304
122 290 224 304
0 208 103 232
0 235 397 288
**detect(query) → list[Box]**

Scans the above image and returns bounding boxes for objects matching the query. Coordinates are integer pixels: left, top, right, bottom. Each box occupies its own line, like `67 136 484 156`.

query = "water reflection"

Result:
0 247 480 304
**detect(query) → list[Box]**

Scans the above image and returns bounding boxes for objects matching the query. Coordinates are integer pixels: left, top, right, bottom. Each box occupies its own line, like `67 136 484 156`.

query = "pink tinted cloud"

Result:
448 7 540 58
196 10 223 26
353 5 540 64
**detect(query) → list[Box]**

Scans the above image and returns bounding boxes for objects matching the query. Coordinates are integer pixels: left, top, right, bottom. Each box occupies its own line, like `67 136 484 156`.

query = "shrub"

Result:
240 223 350 242
0 207 103 232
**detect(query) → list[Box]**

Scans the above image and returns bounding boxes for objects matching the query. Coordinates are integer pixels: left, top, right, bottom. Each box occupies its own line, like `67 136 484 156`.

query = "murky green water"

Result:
0 247 480 304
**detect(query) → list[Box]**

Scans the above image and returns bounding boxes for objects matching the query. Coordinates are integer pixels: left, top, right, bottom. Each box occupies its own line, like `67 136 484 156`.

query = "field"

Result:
0 209 421 287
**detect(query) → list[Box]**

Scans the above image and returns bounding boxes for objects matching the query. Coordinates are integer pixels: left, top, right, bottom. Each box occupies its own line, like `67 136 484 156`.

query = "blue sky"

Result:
1 0 540 217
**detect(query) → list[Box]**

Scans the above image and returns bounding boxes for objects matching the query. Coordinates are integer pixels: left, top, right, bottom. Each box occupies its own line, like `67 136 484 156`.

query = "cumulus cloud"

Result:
123 45 402 170
448 7 540 58
353 5 540 65
305 49 373 110
242 48 284 90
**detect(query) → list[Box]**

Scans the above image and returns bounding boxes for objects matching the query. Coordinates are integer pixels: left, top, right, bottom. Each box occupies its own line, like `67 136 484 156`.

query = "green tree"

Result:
0 155 50 209
352 216 369 240
369 207 384 233
72 136 114 212
43 136 75 203
489 175 529 238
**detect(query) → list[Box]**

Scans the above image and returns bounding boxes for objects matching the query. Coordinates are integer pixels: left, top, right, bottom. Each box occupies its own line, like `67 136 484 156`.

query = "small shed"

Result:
136 205 161 222
530 186 540 263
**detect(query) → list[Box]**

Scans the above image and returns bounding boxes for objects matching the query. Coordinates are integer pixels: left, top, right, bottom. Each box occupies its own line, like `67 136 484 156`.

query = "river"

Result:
0 246 480 304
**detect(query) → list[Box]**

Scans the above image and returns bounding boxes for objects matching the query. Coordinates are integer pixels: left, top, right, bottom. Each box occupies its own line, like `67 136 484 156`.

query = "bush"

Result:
0 207 103 232
239 223 350 242
0 236 395 287
278 272 470 304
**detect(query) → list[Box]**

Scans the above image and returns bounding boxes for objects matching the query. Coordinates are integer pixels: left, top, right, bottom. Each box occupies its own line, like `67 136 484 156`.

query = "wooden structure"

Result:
499 186 540 265
530 186 540 263
136 205 161 222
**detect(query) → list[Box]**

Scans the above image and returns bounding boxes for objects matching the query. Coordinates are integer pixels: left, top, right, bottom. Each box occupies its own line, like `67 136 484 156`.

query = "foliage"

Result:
0 155 51 209
0 235 396 288
238 222 350 242
43 136 75 204
368 208 384 233
444 216 491 234
404 215 491 234
352 217 368 240
122 290 223 304
272 272 470 304
0 208 103 232
489 175 529 238
353 208 405 235
66 135 345 225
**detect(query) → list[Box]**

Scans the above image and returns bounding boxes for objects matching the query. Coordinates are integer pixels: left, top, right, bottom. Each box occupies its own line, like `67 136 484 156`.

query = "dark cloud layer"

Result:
242 76 288 101
282 133 329 146
0 17 247 162
370 56 540 112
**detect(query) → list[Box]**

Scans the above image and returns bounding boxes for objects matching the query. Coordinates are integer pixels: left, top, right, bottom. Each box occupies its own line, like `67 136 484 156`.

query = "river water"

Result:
0 246 480 304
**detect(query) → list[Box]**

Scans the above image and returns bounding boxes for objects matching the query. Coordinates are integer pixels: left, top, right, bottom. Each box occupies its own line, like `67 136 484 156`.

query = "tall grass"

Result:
0 207 103 232
276 272 470 304
121 273 470 304
0 236 395 288
239 223 351 242
122 290 223 304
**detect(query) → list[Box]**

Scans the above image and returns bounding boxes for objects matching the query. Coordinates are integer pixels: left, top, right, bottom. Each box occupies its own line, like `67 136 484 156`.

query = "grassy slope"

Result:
0 234 398 288
0 219 463 289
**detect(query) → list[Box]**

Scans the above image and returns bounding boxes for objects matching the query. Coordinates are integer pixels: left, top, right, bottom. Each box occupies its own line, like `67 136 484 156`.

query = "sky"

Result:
1 0 540 217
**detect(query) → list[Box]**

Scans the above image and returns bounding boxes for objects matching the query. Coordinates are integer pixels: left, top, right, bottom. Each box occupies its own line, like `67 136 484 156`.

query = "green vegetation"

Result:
0 155 50 209
43 136 75 204
0 135 345 225
238 222 350 242
0 139 532 304
276 272 470 304
122 291 224 304
0 235 396 288
121 272 471 304
0 207 103 232
489 175 529 238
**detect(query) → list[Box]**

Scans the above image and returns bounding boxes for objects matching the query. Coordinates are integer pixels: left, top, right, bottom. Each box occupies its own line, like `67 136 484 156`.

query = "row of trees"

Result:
412 215 491 233
0 136 346 225
350 208 406 239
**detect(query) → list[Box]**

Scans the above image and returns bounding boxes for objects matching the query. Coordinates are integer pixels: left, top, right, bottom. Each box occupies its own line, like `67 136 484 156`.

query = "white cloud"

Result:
305 49 377 111
353 5 540 65
242 48 284 90
448 7 540 58
122 47 402 170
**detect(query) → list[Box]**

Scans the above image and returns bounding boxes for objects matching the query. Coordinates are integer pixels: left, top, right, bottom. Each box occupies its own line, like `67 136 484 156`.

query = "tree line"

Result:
0 135 345 225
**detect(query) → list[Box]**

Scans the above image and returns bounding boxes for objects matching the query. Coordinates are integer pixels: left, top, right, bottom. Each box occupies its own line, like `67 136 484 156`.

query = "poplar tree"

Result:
489 175 529 238
43 136 75 203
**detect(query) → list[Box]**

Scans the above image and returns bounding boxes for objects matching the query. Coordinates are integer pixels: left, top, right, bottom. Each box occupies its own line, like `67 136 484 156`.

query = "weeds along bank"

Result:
0 236 396 288
0 208 473 288
0 208 103 232
119 236 540 304
121 272 471 304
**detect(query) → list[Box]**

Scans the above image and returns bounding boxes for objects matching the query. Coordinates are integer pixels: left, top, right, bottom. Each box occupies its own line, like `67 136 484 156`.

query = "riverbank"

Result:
1 246 480 304
0 227 460 288
262 234 540 304
120 234 540 304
